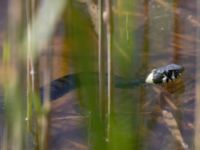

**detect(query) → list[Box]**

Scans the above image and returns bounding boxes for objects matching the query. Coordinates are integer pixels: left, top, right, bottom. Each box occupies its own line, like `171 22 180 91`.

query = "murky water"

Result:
48 1 198 149
0 0 199 150
74 1 195 150
39 0 200 150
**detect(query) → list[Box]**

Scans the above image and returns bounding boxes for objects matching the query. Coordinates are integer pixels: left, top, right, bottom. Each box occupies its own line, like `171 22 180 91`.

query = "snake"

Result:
40 64 184 101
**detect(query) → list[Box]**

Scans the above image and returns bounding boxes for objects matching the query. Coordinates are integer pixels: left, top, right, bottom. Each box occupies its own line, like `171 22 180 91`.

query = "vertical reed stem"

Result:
104 0 112 142
98 0 104 120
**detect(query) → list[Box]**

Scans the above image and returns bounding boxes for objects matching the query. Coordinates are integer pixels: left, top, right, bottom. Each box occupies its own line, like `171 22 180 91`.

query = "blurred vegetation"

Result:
0 0 198 150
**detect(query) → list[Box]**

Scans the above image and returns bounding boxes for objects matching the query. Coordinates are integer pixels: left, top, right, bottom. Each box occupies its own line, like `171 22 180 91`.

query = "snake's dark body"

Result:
40 73 146 101
40 64 184 101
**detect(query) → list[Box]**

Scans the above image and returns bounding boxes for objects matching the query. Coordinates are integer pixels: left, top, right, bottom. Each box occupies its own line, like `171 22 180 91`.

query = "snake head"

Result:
145 64 184 84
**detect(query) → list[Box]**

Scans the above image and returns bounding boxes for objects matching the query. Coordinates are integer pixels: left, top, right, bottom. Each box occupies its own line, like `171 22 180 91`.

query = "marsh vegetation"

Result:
0 0 199 150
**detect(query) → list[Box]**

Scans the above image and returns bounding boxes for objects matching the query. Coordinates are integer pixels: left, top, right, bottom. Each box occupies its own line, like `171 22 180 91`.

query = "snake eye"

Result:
153 71 166 84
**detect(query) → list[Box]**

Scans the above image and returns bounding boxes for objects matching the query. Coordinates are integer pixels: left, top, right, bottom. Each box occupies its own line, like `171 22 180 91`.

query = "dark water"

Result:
0 0 199 150
48 1 198 149
50 0 197 150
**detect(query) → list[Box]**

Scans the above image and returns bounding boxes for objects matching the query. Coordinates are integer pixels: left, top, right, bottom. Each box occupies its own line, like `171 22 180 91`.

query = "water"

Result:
0 0 199 150
38 0 199 150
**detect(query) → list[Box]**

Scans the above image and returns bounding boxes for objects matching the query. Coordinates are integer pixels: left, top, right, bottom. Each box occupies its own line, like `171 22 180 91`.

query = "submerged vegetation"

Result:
0 0 200 150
